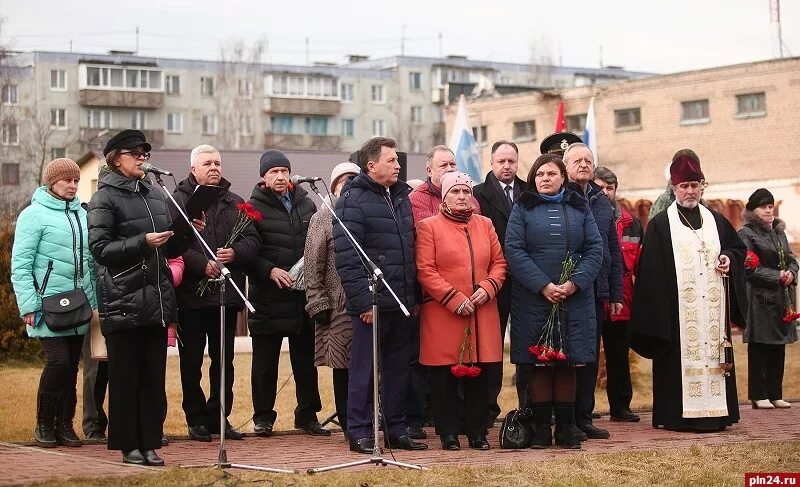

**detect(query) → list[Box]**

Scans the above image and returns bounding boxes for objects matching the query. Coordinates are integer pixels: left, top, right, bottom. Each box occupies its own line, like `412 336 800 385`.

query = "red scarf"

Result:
440 202 474 223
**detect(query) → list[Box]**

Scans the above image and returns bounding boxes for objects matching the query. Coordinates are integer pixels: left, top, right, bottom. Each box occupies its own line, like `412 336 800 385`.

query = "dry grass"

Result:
21 440 800 487
1 339 799 442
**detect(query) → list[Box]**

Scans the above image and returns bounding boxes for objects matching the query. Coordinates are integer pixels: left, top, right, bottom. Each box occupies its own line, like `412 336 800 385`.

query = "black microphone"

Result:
290 175 322 185
141 163 173 176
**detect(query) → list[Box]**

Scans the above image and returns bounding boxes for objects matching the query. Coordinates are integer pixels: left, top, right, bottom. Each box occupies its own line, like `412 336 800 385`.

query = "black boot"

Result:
55 391 82 447
34 391 57 448
554 402 581 449
531 402 553 449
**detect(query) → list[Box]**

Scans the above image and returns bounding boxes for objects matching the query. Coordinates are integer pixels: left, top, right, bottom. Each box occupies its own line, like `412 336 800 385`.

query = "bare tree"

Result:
215 38 266 150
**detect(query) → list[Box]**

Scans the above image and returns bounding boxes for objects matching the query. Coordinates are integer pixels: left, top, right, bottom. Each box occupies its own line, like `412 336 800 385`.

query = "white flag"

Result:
448 95 482 182
583 96 598 165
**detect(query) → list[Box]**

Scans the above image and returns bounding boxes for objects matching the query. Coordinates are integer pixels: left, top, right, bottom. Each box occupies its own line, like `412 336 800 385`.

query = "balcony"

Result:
79 89 164 109
264 133 341 151
80 128 165 149
264 97 340 116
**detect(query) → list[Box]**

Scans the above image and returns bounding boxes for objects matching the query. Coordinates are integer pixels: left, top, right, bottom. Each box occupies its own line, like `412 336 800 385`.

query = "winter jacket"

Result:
739 211 799 345
567 181 623 303
409 178 480 225
246 182 316 336
473 172 527 251
11 187 98 338
171 175 259 312
416 213 507 366
304 195 352 368
612 203 643 322
505 189 603 364
334 173 417 315
88 168 192 335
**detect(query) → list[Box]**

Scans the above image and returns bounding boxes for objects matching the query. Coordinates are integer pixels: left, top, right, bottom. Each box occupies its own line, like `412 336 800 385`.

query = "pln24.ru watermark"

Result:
746 473 800 486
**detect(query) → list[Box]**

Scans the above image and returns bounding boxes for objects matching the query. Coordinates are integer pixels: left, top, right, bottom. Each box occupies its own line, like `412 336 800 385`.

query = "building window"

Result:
2 122 18 145
131 111 147 130
84 66 161 90
271 115 294 134
372 119 386 137
410 106 423 123
472 125 487 144
87 109 112 129
412 140 423 153
1 84 17 104
305 116 328 135
51 147 66 159
2 163 20 186
409 72 422 91
238 80 253 98
200 77 215 97
371 85 385 104
50 108 67 128
566 114 586 134
50 70 67 91
614 108 641 129
241 116 253 136
736 92 766 117
341 83 354 102
512 120 536 142
201 114 217 135
166 113 183 134
680 99 709 124
341 118 355 137
165 75 181 95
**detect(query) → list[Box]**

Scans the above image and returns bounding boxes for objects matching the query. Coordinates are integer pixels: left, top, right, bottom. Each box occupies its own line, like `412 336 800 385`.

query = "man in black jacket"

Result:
247 149 328 437
473 140 527 424
171 145 259 441
334 137 427 454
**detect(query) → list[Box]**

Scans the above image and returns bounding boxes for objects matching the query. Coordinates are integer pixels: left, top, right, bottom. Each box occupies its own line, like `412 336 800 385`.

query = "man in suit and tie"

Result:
473 140 527 424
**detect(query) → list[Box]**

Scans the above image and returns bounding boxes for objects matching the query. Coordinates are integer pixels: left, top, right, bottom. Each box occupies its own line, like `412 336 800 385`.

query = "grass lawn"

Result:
1 338 799 442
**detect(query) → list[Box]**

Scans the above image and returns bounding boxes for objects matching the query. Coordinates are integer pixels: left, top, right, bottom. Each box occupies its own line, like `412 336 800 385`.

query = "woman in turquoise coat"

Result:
11 158 97 448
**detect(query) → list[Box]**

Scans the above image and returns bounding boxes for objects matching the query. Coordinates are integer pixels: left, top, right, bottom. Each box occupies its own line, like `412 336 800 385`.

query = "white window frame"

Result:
340 83 354 103
79 64 163 92
341 118 355 137
614 107 642 130
735 92 766 118
165 75 181 95
166 112 183 134
87 109 112 129
371 84 385 104
512 120 536 142
51 147 67 159
241 115 253 136
50 108 68 129
680 99 710 125
410 106 423 124
372 119 386 137
200 77 215 97
1 84 18 105
50 70 67 91
408 72 422 91
131 111 147 130
266 74 339 100
202 114 217 135
2 122 19 145
238 80 253 99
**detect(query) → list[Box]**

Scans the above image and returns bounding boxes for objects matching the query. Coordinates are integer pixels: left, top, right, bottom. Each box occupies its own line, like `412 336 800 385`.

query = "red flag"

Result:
555 101 566 132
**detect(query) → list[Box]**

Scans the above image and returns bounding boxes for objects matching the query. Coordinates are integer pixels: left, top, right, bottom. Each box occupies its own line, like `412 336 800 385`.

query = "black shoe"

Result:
579 424 611 439
54 392 82 447
349 437 375 454
224 427 245 440
385 434 428 450
188 425 212 442
85 430 106 442
468 435 490 450
440 434 460 451
591 412 602 419
554 425 582 449
610 410 641 422
572 425 588 442
296 420 331 436
122 449 145 465
406 425 427 439
253 421 274 437
531 424 553 449
142 449 165 467
161 435 169 446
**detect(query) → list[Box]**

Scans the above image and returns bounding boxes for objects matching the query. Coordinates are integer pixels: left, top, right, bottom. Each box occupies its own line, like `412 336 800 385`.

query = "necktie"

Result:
504 185 513 208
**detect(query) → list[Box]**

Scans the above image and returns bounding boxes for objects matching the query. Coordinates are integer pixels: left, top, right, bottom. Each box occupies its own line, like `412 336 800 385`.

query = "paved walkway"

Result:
1 405 798 485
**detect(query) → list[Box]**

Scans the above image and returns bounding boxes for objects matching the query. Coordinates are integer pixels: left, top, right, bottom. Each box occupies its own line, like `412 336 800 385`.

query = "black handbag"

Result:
33 210 92 332
499 407 534 449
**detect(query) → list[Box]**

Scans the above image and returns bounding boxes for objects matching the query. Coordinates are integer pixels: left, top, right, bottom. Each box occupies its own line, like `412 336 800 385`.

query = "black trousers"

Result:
575 299 604 426
39 335 83 397
488 279 512 421
429 363 493 438
251 323 321 426
178 307 237 428
748 343 787 401
601 318 634 416
93 361 109 433
332 368 348 433
80 332 107 435
105 326 167 451
405 314 428 428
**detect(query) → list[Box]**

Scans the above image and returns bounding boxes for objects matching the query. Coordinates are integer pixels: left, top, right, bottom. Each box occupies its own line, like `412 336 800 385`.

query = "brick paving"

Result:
1 405 798 485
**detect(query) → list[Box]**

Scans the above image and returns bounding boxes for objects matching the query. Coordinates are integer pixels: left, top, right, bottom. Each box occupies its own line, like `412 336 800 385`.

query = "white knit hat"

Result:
330 162 361 189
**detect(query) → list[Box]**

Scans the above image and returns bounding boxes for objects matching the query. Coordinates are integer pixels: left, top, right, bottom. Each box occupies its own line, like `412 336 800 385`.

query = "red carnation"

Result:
451 364 469 378
555 350 568 361
465 365 482 378
537 353 551 363
744 250 760 270
783 310 800 323
529 345 541 356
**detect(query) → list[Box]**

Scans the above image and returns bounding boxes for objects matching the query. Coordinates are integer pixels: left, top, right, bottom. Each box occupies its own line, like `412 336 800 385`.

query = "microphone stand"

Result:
302 180 424 474
151 173 294 474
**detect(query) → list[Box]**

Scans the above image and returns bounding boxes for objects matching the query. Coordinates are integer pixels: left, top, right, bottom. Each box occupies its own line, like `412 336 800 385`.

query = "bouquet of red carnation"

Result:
196 202 263 296
744 250 760 270
451 325 481 378
777 244 800 323
528 255 577 363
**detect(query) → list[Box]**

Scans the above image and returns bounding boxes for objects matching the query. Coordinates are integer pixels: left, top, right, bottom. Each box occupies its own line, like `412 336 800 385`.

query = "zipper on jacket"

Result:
137 186 166 327
112 261 145 280
464 227 480 363
64 205 80 289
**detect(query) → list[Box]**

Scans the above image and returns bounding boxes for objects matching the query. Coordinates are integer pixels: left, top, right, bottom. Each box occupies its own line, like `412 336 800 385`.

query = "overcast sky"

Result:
1 0 798 74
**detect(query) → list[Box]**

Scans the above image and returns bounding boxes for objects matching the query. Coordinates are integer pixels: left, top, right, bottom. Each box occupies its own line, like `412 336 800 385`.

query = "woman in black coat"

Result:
739 188 798 410
88 130 197 466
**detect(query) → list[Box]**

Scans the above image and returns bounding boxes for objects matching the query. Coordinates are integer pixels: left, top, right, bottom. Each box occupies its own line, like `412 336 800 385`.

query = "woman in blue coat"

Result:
11 158 97 448
505 153 603 449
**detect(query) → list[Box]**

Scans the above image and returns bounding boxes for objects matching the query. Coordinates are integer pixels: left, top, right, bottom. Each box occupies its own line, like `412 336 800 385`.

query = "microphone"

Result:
141 163 173 176
290 174 322 185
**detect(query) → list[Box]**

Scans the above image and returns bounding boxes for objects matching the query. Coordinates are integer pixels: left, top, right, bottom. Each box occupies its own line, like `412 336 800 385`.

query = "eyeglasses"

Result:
120 149 151 160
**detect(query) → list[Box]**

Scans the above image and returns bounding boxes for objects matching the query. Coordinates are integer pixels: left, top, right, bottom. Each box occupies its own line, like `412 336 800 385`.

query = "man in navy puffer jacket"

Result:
334 137 427 454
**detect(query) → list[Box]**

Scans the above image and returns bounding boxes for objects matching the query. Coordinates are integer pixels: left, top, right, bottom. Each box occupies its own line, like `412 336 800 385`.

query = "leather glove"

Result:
312 310 331 326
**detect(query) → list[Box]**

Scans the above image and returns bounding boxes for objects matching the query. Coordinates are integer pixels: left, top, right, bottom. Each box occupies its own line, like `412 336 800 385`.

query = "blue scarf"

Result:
539 187 565 203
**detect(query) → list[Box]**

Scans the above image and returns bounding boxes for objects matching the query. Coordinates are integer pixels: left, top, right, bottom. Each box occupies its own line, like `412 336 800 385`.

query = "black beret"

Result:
103 129 151 157
746 188 774 211
540 132 582 155
259 149 291 176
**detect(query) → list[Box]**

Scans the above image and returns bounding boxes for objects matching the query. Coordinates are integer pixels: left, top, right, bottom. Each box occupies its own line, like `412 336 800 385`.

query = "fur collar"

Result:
743 209 786 233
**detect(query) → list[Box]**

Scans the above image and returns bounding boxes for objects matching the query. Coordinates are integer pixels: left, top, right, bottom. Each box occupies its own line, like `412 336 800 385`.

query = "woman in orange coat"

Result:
415 171 507 451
